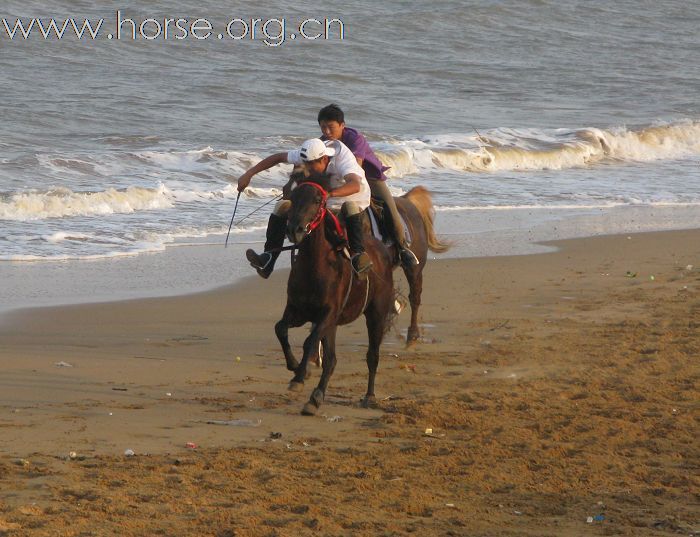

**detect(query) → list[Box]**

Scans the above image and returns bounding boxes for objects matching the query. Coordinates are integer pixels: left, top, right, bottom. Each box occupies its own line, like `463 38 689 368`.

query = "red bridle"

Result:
297 181 345 239
300 181 328 234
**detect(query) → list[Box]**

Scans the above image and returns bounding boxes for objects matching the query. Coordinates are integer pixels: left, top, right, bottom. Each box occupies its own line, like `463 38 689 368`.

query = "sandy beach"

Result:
0 229 698 536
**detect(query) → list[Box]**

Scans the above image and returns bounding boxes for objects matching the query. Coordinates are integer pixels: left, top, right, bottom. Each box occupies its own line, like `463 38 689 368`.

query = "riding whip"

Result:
234 193 283 227
224 191 241 248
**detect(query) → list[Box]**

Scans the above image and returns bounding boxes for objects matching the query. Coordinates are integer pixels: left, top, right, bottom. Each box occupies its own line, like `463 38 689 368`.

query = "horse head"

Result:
286 176 331 244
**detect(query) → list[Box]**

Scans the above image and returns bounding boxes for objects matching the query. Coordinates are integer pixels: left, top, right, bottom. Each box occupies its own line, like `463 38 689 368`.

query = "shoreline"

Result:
0 224 698 324
2 203 700 316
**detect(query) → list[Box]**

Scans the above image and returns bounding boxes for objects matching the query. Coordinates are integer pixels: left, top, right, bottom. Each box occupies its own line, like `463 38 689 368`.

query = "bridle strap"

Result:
326 208 346 240
297 182 347 240
300 182 329 235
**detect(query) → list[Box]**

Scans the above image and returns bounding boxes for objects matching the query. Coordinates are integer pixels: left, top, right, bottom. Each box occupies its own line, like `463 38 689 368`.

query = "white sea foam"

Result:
376 121 700 176
3 120 699 263
0 184 174 221
137 147 216 171
42 231 95 243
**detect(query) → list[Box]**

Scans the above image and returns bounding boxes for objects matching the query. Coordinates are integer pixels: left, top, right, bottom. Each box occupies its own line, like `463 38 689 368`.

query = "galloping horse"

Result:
274 177 448 415
283 169 450 345
275 179 393 415
385 186 451 343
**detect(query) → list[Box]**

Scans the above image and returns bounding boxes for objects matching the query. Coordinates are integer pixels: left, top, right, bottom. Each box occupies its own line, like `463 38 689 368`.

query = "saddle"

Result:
367 198 411 246
322 197 410 251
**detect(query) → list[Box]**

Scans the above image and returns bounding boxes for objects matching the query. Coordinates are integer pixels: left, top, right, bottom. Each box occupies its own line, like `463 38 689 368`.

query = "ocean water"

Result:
1 1 699 307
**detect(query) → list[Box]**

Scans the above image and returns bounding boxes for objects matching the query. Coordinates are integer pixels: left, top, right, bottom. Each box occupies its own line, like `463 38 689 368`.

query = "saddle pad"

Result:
367 208 412 245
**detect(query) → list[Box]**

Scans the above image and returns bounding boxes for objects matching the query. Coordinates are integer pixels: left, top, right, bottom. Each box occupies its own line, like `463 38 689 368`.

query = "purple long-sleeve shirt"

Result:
322 127 390 181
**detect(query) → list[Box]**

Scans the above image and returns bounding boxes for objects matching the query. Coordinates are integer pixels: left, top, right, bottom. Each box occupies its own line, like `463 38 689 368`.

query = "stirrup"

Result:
351 253 373 277
399 247 420 267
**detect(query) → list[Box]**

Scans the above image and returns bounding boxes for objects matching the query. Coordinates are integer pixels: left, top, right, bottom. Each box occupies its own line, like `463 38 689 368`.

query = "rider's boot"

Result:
245 214 286 279
382 196 420 268
346 212 373 279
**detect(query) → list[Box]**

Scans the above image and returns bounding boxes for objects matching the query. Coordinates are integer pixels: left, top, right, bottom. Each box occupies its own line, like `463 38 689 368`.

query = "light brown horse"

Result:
383 187 451 343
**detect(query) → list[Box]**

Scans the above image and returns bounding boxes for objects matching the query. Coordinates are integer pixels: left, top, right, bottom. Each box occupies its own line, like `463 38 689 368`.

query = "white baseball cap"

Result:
299 138 336 162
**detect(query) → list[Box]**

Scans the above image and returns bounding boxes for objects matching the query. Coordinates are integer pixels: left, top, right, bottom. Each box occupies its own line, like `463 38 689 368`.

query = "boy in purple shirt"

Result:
318 104 419 267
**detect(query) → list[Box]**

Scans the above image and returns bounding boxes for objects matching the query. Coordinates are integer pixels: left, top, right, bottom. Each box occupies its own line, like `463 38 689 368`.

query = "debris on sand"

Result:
205 419 262 427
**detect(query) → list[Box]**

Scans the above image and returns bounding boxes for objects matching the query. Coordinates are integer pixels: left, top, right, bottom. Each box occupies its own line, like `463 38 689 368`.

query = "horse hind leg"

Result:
302 327 338 415
362 294 390 408
403 265 424 346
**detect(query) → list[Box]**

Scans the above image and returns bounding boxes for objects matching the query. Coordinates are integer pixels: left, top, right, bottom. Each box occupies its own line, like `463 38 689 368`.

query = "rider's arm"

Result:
237 152 289 192
329 173 362 198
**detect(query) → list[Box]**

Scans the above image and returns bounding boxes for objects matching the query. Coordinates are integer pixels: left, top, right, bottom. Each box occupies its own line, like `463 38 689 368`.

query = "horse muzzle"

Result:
286 221 308 245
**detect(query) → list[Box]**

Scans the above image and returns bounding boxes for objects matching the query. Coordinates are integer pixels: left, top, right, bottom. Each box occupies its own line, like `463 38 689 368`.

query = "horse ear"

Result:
290 164 307 183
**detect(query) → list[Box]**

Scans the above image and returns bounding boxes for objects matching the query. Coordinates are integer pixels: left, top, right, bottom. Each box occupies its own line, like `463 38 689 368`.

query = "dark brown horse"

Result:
283 169 450 346
275 180 394 415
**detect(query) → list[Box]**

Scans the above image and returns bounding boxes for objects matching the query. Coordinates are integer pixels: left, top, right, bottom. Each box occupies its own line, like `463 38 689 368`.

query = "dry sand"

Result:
0 229 698 536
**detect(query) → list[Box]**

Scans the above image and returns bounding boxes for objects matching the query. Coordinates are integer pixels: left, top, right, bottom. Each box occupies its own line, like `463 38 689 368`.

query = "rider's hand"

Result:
237 171 252 192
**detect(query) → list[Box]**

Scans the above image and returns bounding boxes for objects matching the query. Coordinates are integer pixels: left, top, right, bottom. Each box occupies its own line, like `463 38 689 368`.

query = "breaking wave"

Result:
376 121 700 177
0 185 174 221
0 183 280 222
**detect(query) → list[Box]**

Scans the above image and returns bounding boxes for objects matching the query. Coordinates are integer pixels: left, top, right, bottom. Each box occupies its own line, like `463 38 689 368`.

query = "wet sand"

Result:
0 229 698 536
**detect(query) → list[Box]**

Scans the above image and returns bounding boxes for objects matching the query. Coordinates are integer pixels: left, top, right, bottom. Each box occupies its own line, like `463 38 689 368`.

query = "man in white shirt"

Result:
237 138 373 278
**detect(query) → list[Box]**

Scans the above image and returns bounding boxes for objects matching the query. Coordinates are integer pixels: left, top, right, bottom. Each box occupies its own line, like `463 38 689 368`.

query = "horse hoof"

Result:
301 402 319 416
361 395 377 409
288 381 304 392
405 334 420 348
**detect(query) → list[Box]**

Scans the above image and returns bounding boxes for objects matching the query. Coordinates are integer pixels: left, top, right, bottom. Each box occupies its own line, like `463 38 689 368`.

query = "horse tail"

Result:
403 186 451 253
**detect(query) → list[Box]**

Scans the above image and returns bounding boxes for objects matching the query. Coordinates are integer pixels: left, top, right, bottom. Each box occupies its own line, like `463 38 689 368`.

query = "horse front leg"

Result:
275 306 304 372
403 265 424 346
288 313 331 392
301 326 338 415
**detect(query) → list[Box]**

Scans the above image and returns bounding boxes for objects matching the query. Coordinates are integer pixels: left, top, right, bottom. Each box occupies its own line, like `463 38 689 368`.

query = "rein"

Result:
264 182 336 256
